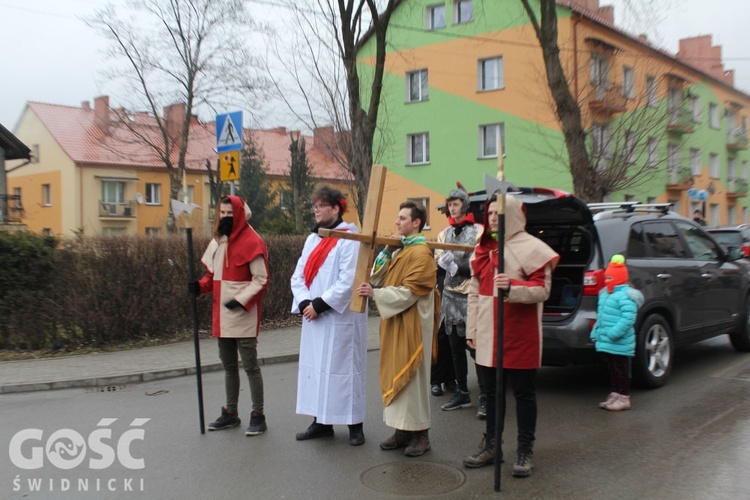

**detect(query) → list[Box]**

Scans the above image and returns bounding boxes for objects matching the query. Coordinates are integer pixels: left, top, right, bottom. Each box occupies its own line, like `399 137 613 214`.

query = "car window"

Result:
677 222 721 260
627 222 646 258
642 222 688 258
709 231 742 247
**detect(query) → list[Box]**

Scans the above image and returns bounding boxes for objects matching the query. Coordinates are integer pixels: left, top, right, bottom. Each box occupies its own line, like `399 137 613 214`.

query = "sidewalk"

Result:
0 316 382 394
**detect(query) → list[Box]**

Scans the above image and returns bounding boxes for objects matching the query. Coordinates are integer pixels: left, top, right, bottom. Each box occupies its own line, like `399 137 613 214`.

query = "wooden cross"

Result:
318 164 475 312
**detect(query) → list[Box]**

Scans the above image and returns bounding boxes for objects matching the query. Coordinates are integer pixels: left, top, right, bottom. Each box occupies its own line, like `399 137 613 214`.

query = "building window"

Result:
709 203 720 227
32 145 40 163
728 157 737 187
102 227 126 235
667 143 681 175
743 160 749 181
647 196 657 204
42 184 52 206
178 185 195 204
407 197 431 230
102 181 125 204
709 152 719 178
743 207 748 224
726 109 737 134
689 148 701 176
145 183 161 205
623 130 636 164
407 133 430 165
622 66 635 99
406 69 429 103
13 187 22 208
41 228 52 236
454 0 472 24
728 205 736 226
646 75 657 107
590 52 610 88
689 95 701 122
145 227 161 236
709 103 720 128
478 56 503 91
647 137 658 167
279 190 292 210
590 123 612 164
101 181 125 216
425 4 445 30
479 123 505 158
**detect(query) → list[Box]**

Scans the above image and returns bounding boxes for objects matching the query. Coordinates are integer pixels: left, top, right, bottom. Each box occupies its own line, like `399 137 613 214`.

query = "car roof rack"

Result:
588 202 672 215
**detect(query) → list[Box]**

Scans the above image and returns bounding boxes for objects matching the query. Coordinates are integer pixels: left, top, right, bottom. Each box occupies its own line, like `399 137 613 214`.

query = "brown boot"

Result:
380 429 411 450
463 434 499 468
404 429 431 457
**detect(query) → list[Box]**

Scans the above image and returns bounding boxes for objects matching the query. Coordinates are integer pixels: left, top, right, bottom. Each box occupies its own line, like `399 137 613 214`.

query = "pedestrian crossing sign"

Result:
219 151 240 182
216 111 243 153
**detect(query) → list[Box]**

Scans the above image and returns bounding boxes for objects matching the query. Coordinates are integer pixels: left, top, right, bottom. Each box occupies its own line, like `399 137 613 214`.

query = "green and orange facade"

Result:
358 0 750 234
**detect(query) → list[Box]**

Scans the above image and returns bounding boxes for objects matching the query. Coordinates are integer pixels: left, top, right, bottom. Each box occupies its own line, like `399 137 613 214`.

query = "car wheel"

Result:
633 314 673 388
729 295 750 352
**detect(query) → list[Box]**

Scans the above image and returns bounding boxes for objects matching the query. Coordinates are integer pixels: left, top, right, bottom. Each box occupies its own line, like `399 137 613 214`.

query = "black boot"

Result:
348 423 365 446
295 418 334 441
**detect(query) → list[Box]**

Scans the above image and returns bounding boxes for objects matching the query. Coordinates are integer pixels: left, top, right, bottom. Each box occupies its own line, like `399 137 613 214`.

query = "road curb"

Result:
0 347 381 395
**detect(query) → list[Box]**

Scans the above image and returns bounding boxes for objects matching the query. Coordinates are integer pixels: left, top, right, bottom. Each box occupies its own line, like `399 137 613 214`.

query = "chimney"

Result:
637 34 649 45
81 101 90 111
94 95 110 134
313 126 336 161
163 102 187 147
267 126 287 135
597 5 614 25
677 35 733 86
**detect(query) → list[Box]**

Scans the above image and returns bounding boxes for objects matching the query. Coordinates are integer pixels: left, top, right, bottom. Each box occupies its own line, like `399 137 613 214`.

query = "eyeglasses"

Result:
313 203 331 211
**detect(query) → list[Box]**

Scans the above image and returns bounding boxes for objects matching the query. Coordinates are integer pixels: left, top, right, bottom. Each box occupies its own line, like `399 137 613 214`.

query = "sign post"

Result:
216 111 243 195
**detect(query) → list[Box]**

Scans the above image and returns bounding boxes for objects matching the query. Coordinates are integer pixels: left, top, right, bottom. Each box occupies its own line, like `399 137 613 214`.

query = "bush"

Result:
0 232 307 351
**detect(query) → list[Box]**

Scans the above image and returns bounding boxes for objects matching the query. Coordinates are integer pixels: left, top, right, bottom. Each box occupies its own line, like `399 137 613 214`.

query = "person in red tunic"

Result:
463 195 559 478
188 195 270 436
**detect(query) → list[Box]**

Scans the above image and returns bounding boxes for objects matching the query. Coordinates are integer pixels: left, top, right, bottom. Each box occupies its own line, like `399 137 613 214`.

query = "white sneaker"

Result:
605 394 631 411
598 392 619 409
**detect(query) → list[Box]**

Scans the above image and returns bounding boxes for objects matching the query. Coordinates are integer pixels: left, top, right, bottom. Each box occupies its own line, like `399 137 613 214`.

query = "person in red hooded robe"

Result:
463 194 559 478
189 195 270 436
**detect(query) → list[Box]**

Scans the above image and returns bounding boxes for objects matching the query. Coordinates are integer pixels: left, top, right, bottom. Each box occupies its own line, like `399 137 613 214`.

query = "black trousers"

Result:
477 365 537 449
446 324 483 394
430 322 455 385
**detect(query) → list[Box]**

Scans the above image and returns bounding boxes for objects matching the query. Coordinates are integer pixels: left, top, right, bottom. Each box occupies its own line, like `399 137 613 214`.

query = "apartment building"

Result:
357 0 750 232
7 97 352 236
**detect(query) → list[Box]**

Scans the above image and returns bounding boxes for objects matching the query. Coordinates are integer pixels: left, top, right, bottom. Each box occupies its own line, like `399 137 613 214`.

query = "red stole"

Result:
303 230 348 288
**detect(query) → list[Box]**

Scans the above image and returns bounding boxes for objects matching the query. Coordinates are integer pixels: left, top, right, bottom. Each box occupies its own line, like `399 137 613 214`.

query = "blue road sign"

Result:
216 111 243 153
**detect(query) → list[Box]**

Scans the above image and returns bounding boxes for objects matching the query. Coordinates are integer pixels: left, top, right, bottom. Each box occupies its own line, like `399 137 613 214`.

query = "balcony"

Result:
587 83 627 115
99 200 137 219
666 106 695 135
666 166 693 190
727 178 748 198
727 128 749 151
0 194 24 224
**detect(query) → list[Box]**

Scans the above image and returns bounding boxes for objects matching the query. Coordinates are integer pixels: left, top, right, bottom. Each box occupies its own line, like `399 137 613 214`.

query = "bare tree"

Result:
87 0 264 231
519 0 604 201
265 0 397 221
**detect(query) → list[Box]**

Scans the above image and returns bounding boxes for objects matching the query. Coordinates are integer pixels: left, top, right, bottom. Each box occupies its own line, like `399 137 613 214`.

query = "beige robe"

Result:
372 244 435 431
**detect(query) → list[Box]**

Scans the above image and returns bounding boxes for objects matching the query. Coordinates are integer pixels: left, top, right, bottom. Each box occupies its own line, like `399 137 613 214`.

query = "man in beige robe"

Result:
357 200 436 457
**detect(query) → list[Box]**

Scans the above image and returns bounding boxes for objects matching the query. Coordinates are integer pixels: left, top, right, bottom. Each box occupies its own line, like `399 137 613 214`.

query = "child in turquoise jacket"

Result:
590 255 644 411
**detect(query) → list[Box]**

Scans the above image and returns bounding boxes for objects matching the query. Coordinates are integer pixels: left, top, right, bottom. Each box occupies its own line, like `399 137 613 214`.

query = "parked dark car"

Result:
442 187 750 388
706 226 750 258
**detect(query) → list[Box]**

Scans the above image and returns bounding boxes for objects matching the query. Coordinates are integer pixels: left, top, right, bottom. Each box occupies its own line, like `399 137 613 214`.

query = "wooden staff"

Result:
494 137 506 492
317 228 475 253
172 196 205 435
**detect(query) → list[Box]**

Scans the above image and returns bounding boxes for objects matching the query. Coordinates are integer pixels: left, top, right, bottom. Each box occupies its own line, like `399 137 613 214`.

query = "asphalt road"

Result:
1 337 749 499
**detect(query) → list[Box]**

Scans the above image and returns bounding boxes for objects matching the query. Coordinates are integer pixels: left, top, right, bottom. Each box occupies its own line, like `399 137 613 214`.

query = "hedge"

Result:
0 232 306 351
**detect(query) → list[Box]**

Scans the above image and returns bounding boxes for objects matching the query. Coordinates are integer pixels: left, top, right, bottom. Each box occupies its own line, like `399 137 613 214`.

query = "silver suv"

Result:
454 188 750 388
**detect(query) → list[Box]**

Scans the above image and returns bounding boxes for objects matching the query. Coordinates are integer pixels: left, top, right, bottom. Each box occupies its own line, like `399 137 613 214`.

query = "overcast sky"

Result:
2 0 749 131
